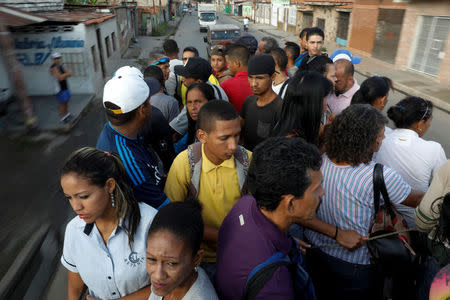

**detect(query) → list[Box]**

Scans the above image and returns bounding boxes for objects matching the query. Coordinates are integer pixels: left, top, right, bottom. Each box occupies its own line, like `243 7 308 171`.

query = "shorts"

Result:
56 89 71 103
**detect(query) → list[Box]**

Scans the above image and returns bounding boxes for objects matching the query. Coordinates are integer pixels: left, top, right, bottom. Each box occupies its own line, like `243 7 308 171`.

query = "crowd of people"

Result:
59 26 449 300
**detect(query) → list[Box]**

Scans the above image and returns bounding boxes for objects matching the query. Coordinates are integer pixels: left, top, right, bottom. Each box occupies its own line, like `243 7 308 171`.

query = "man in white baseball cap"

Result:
96 72 169 209
50 52 72 123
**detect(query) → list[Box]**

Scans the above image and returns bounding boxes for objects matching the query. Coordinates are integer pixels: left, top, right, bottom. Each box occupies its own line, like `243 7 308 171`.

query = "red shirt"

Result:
221 71 252 113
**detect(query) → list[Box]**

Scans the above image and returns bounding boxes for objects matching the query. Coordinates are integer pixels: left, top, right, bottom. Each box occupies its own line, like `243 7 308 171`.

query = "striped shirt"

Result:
305 155 411 265
96 122 167 209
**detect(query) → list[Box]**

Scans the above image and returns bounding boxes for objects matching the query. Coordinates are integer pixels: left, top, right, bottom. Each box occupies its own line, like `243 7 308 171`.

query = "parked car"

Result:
204 24 241 57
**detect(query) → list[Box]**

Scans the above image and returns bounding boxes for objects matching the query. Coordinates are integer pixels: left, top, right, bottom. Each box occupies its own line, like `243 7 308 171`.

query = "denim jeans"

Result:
306 248 382 300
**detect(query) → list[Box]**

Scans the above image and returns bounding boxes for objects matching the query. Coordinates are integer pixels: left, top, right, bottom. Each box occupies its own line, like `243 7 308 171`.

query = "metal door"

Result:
411 16 450 76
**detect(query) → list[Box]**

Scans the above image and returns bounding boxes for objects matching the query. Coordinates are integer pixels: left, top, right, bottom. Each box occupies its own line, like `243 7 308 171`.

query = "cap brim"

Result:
174 65 191 77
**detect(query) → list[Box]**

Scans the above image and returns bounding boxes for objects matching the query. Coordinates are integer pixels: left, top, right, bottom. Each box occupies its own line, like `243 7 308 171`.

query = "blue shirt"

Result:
61 202 157 299
294 52 308 68
96 122 166 208
305 155 411 265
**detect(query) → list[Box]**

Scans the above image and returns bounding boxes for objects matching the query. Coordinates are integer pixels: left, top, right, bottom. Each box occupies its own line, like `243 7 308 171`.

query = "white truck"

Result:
198 3 217 32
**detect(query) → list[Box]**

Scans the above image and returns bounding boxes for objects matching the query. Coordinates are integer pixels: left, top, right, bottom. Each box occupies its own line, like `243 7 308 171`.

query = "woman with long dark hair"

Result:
60 147 157 299
375 96 447 227
271 71 332 145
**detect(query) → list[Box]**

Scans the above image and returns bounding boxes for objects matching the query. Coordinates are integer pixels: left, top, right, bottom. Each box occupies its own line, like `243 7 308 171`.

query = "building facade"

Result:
395 0 450 84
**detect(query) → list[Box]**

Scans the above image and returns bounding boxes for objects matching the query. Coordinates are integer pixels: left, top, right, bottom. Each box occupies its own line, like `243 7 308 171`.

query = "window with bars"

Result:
336 12 350 40
111 32 117 52
105 36 111 58
317 18 325 31
91 46 98 72
288 6 296 25
59 52 87 77
303 13 313 28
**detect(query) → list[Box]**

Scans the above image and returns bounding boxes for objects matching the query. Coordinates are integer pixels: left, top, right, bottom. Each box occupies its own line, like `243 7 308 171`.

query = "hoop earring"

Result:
110 193 115 207
194 266 198 272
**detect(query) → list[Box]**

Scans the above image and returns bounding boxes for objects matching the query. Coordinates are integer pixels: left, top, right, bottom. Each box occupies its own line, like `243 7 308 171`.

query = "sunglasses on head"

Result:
151 57 170 65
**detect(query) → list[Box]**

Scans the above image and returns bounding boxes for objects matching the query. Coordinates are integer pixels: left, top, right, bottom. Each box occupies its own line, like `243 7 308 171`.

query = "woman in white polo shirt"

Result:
375 96 447 228
60 147 157 299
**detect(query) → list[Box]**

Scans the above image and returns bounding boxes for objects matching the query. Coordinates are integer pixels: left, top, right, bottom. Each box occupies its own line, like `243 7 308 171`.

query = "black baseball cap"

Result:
174 57 212 82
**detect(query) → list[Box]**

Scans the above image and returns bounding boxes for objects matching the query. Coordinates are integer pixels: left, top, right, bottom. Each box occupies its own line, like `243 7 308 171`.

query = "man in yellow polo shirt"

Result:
164 100 251 280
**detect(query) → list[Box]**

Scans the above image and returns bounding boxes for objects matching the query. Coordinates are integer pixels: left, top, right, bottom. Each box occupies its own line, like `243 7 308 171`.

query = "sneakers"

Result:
60 113 73 124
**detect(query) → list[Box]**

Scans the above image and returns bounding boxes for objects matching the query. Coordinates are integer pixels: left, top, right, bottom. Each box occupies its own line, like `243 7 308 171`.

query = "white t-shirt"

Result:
272 80 288 99
166 58 184 96
374 128 447 227
61 203 157 299
148 267 218 300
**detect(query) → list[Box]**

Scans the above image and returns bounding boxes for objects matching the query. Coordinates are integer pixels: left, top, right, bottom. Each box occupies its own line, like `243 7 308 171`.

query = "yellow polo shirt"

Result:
164 144 252 261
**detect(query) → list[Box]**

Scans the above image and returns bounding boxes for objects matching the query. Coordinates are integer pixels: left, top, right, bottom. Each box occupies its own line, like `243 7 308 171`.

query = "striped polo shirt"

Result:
96 122 167 209
305 155 411 265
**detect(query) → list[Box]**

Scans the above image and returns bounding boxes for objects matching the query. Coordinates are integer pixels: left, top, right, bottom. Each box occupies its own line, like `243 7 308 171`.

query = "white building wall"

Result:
12 17 121 96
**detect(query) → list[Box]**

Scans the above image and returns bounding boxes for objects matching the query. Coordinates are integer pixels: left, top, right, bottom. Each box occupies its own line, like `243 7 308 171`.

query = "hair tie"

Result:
395 105 406 112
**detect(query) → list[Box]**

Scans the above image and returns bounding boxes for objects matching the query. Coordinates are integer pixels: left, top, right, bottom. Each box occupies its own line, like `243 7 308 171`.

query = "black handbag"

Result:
366 163 417 276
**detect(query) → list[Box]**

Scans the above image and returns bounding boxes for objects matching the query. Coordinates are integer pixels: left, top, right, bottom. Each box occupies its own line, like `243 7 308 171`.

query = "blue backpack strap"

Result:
243 252 291 300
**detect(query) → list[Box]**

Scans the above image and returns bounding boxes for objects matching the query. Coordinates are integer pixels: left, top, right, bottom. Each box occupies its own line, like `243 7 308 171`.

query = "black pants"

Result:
306 248 382 300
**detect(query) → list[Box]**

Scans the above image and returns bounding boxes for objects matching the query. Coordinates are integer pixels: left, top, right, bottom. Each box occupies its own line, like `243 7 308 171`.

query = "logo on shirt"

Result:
124 251 145 267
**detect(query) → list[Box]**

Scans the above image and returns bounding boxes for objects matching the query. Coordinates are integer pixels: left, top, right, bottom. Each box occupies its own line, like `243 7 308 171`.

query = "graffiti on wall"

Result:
14 36 85 66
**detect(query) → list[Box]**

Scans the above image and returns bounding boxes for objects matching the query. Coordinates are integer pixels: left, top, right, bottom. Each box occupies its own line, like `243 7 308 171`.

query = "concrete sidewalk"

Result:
231 15 450 113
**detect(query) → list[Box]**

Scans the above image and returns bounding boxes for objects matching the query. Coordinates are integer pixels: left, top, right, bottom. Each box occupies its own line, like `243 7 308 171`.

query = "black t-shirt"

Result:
50 64 68 91
240 94 282 151
140 106 176 174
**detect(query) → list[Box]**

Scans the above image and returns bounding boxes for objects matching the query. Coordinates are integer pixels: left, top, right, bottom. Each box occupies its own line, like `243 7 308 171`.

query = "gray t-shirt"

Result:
150 93 180 123
148 267 218 300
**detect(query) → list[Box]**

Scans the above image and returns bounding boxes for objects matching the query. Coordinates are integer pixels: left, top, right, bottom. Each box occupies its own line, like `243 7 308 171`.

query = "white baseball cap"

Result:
114 66 144 79
52 52 62 59
103 75 149 114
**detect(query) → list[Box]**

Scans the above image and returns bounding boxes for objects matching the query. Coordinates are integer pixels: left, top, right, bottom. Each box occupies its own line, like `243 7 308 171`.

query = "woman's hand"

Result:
293 237 311 255
336 229 365 251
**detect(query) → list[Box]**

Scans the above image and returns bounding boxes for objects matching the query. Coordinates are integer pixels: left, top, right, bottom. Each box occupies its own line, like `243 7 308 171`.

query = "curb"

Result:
0 224 50 299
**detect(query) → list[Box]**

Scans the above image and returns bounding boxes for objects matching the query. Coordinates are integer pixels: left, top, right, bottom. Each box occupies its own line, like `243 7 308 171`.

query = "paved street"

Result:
1 12 449 299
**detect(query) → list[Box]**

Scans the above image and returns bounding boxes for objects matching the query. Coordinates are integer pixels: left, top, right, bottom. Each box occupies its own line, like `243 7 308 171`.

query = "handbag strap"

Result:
373 163 395 219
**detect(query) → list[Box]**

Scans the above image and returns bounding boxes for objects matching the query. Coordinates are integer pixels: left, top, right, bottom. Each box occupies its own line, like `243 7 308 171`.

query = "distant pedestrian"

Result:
270 47 289 99
327 56 360 114
375 97 447 227
298 27 324 71
240 54 282 151
221 43 252 112
50 52 72 123
271 71 333 146
96 67 168 209
146 201 219 300
295 28 310 67
163 39 183 98
60 147 157 299
210 44 233 84
143 66 180 122
256 36 278 54
284 41 300 77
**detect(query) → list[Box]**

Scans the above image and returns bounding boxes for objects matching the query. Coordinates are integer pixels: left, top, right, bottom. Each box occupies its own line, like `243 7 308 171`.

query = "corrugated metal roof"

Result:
0 5 47 27
34 10 115 24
